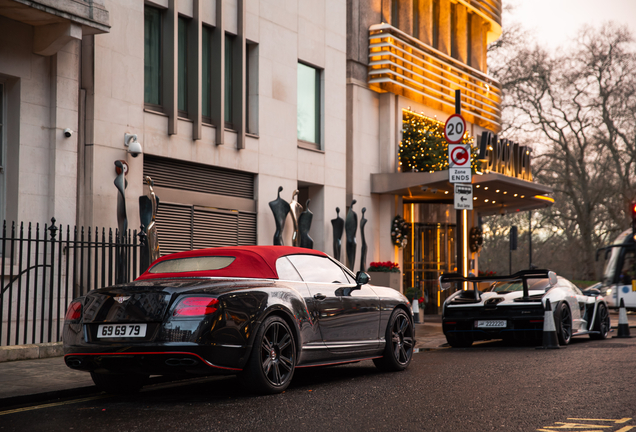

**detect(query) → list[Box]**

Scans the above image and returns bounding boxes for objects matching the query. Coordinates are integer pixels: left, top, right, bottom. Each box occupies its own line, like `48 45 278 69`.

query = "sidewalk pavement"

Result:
2 312 634 409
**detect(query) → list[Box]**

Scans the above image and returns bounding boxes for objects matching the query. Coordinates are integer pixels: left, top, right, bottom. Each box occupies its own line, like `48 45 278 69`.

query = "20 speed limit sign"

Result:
444 114 466 144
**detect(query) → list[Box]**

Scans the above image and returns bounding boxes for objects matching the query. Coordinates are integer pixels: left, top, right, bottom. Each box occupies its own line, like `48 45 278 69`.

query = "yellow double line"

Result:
0 394 111 416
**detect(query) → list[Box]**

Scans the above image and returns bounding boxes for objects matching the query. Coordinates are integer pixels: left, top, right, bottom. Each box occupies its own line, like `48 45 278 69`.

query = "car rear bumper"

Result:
443 305 545 342
64 346 244 375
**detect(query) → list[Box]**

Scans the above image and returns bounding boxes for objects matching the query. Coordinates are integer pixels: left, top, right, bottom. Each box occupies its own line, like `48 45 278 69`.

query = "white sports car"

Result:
438 270 611 347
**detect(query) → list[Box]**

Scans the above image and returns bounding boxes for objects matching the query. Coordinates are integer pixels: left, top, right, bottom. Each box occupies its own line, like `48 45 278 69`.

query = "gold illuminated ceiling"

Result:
371 171 554 216
368 23 502 133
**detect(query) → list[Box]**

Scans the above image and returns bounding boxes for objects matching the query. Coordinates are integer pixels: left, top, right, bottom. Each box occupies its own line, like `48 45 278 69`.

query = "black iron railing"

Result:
0 218 145 347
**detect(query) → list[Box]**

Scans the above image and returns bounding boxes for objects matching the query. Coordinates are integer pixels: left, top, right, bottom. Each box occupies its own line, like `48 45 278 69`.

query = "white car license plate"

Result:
97 324 147 338
476 320 507 328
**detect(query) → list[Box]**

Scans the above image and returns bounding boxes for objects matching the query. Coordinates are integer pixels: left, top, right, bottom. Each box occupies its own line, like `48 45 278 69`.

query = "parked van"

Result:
597 229 636 309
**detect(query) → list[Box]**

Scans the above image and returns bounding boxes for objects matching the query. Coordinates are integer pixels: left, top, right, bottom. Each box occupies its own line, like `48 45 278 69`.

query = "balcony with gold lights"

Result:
368 23 502 133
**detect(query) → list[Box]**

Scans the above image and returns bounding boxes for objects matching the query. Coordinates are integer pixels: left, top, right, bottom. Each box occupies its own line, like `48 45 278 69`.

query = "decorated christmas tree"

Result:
399 110 478 173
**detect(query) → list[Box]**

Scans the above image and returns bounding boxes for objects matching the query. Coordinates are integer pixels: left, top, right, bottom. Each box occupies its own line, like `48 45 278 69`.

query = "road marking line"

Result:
539 430 611 432
615 427 635 432
0 395 111 416
539 423 611 429
568 419 633 424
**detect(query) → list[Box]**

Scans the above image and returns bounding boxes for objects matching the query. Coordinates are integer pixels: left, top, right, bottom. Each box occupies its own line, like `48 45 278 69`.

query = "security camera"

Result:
128 140 142 157
64 128 73 138
124 133 143 158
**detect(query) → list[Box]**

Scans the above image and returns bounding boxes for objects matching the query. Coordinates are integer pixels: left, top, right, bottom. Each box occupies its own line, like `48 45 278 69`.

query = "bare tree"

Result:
486 23 636 280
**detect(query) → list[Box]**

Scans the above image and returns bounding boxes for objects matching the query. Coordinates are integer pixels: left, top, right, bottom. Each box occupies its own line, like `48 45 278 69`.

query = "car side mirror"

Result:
548 271 558 287
355 271 370 286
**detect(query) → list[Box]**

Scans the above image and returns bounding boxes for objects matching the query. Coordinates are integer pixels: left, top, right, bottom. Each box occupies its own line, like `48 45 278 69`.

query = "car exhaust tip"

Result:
165 357 199 367
66 357 83 368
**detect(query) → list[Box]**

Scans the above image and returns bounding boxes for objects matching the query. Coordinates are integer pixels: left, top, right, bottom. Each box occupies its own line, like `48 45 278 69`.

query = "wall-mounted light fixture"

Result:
124 133 142 158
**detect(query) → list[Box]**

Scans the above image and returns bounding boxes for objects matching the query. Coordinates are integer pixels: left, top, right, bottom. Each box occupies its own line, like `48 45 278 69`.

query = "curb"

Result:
0 342 63 363
0 386 100 410
0 375 210 409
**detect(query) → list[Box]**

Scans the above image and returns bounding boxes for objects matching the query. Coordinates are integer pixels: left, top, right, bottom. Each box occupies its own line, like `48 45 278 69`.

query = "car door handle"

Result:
314 293 327 300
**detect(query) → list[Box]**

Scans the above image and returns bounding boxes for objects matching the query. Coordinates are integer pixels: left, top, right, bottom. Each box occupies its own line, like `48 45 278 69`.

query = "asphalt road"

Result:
1 336 635 432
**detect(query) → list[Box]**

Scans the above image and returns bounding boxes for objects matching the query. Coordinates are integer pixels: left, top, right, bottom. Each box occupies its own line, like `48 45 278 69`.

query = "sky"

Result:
504 0 636 50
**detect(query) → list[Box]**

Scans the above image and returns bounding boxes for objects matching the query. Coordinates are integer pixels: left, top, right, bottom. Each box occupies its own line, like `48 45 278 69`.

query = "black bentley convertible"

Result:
63 246 414 394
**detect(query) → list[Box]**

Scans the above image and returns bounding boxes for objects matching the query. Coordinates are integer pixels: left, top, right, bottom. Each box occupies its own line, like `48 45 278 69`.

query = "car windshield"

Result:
148 256 236 274
483 279 550 293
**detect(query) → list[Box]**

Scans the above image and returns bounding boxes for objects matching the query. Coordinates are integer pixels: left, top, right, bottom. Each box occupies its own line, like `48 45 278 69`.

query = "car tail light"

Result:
173 297 219 317
65 301 82 321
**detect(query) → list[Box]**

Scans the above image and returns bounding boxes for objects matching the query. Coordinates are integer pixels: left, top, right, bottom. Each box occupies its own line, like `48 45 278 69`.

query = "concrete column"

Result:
211 0 225 145
232 0 246 149
189 0 202 140
415 0 433 45
398 0 413 35
48 45 80 226
453 3 468 63
77 36 94 229
470 13 487 72
437 0 451 56
381 0 393 25
164 0 178 135
378 92 398 174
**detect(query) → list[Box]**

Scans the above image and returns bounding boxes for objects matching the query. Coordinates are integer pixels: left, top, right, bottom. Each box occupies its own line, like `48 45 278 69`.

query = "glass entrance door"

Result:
403 204 457 315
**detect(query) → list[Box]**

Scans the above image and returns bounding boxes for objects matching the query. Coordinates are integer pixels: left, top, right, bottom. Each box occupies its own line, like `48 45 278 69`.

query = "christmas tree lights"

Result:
399 110 478 173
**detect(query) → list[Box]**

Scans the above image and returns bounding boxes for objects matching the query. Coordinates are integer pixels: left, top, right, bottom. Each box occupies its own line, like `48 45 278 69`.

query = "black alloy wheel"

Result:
590 303 610 340
240 315 296 394
374 308 414 371
555 302 572 345
90 371 148 395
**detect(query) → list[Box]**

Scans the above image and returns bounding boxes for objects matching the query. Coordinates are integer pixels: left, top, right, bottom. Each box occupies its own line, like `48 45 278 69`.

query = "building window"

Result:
202 25 213 122
450 2 457 59
297 62 320 146
177 16 189 116
391 0 399 27
144 6 162 108
246 41 259 135
432 0 439 50
467 13 473 67
225 34 235 129
412 0 419 37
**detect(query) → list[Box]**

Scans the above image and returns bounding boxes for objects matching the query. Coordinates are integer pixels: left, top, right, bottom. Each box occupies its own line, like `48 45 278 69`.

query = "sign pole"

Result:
454 90 465 281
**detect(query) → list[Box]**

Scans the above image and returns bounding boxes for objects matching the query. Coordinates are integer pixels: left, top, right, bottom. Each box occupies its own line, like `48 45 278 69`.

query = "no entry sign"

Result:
444 114 466 144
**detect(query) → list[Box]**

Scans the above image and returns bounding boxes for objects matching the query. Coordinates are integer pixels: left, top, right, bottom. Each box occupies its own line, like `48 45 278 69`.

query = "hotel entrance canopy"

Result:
371 170 554 215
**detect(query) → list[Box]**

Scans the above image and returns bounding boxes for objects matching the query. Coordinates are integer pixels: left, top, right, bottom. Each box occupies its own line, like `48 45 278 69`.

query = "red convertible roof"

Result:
136 246 327 280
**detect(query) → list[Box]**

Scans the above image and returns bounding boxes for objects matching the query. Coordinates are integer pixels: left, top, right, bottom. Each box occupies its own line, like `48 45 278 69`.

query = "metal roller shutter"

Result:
238 212 257 245
193 208 238 249
144 156 257 254
155 203 193 255
144 155 254 199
